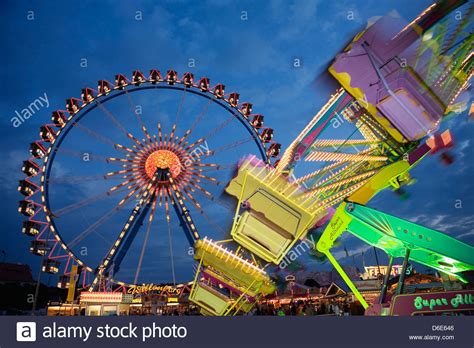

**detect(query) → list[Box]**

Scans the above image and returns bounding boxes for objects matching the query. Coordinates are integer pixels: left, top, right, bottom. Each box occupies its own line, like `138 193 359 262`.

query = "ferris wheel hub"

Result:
145 149 182 179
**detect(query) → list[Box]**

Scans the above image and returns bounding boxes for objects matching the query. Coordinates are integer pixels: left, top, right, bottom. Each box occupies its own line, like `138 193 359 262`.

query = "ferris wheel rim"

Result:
26 71 279 284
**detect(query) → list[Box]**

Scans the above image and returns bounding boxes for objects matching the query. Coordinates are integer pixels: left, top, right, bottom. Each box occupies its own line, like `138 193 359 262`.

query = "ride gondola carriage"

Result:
51 110 67 127
29 141 46 158
189 238 275 316
65 98 81 115
18 180 39 196
40 125 56 142
132 70 146 86
182 72 194 86
81 87 95 102
42 258 60 274
22 220 41 236
114 74 128 89
57 274 70 289
97 80 112 95
18 200 37 217
149 69 162 84
22 160 40 177
240 102 252 118
30 240 50 256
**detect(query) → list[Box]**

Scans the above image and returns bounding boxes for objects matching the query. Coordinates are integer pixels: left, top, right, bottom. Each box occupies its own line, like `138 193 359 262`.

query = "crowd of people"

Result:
132 297 366 316
132 305 200 316
251 298 365 316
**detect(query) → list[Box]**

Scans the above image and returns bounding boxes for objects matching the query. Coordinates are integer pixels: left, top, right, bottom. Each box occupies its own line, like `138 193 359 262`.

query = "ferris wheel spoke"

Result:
158 187 164 207
71 121 117 148
53 187 127 217
167 218 176 285
125 131 147 148
185 97 213 142
174 86 187 128
117 183 148 207
140 125 155 147
79 211 113 246
180 186 202 211
164 190 171 223
181 187 227 235
68 202 126 248
191 162 219 168
184 162 230 175
197 163 236 173
107 157 135 165
113 143 142 156
133 195 158 284
203 135 254 158
48 174 114 185
108 178 138 192
167 124 178 148
96 101 131 140
56 147 109 162
201 115 235 141
157 123 164 145
124 89 148 135
104 169 135 179
183 136 207 153
186 180 213 199
104 174 146 206
185 179 235 213
186 169 220 185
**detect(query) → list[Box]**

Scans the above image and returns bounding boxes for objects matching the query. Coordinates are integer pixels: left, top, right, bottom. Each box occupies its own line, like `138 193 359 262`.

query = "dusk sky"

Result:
1 0 472 286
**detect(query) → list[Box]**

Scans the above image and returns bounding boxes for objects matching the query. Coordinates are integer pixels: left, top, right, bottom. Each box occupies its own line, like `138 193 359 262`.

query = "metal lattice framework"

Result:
412 1 473 106
277 89 414 212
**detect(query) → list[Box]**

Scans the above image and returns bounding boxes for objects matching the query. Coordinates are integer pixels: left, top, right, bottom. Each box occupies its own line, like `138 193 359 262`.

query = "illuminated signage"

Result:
127 284 182 295
352 279 382 291
391 290 474 316
362 265 407 279
79 292 124 304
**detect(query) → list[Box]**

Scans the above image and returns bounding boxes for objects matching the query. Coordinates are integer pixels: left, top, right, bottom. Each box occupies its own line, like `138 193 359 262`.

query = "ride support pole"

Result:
396 248 411 295
379 255 394 304
325 251 369 309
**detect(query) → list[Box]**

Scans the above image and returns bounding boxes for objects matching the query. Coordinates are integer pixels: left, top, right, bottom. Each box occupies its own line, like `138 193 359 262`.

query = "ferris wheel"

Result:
18 69 281 291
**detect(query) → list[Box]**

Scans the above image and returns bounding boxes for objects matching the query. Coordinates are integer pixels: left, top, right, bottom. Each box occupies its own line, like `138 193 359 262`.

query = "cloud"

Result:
275 1 321 41
406 214 474 240
457 230 474 240
0 150 24 191
333 242 372 260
